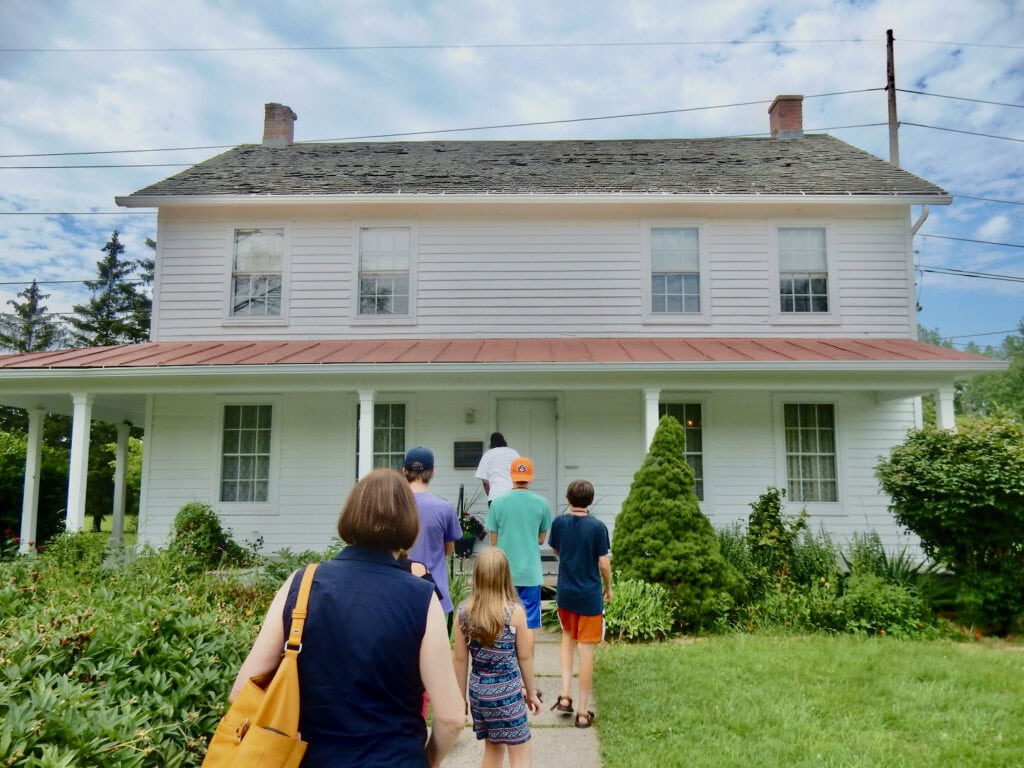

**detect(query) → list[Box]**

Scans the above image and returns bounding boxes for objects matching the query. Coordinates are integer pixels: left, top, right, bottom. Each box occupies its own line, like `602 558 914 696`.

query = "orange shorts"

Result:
557 608 605 644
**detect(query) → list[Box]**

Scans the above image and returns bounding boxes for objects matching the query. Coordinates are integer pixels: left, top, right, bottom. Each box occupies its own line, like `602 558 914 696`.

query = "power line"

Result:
0 39 880 54
0 211 154 216
916 265 1024 282
896 89 1024 109
919 234 1024 249
0 88 882 159
0 163 191 170
954 194 1024 206
901 122 1024 143
942 329 1019 340
5 37 1022 54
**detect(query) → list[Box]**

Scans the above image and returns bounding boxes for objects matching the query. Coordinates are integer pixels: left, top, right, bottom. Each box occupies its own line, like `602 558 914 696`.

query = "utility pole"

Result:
886 29 900 167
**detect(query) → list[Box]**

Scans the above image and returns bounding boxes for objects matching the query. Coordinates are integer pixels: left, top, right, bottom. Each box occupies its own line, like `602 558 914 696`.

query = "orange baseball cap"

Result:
510 457 534 482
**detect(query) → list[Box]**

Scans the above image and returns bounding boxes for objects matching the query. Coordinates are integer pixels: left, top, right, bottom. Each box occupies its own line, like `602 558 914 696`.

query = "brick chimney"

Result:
768 95 803 139
263 103 297 147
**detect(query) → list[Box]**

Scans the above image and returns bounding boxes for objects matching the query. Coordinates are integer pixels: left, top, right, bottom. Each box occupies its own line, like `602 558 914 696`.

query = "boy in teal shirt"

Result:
485 457 552 631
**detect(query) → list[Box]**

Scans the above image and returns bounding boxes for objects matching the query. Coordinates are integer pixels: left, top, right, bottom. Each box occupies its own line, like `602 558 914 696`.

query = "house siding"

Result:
138 387 918 554
151 208 915 342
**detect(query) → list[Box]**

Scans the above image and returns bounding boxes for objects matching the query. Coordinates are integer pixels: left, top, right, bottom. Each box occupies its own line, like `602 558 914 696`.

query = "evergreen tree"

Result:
68 231 151 346
0 280 67 352
612 415 737 630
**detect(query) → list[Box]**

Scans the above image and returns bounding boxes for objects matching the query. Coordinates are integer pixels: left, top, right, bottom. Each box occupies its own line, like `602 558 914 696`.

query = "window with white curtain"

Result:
784 403 837 502
778 227 828 313
220 404 272 502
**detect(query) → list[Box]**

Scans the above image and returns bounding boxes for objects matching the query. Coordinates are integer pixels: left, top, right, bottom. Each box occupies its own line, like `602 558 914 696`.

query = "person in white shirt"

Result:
475 432 520 505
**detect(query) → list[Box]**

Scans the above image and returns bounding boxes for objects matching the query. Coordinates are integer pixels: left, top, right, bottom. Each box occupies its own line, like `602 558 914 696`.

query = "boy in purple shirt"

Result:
404 446 463 615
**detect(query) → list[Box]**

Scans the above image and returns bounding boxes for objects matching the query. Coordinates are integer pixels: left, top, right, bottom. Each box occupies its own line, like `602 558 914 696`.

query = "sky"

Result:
1 0 1021 351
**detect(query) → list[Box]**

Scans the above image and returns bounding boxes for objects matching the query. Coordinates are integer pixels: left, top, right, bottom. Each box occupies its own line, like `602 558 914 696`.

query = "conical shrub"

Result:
612 415 736 630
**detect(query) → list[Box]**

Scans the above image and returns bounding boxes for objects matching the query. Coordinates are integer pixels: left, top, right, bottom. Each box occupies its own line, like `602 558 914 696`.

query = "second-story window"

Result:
231 229 283 316
359 227 410 316
779 227 828 313
651 227 700 314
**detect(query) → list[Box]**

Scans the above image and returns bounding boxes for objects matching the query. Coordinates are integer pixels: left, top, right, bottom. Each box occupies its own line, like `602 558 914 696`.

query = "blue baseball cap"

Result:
403 446 434 471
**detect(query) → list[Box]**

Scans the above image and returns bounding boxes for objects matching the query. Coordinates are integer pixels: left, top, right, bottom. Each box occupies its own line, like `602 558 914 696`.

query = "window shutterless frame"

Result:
223 225 291 326
352 224 417 324
769 223 840 325
214 396 282 514
641 221 710 324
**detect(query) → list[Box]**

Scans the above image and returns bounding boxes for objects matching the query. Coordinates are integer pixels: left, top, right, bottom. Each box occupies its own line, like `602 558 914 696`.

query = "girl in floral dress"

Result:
454 548 543 768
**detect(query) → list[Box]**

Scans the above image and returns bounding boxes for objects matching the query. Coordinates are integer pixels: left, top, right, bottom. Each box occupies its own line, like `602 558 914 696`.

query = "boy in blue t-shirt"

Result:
547 479 612 729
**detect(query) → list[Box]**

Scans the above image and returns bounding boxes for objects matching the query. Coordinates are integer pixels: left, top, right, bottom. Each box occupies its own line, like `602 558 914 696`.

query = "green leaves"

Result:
0 549 272 766
876 416 1024 633
613 415 737 631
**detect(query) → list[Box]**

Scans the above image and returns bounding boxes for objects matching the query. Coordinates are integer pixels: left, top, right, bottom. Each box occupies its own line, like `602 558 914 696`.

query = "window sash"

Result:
659 402 704 500
357 403 407 472
650 228 700 314
232 229 284 317
359 228 411 315
779 228 828 314
783 404 837 502
221 404 272 503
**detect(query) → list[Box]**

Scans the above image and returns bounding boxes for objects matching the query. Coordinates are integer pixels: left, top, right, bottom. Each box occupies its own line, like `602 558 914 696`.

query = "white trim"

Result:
641 220 711 325
213 396 283 515
769 222 841 325
222 224 292 326
117 193 954 208
66 393 95 532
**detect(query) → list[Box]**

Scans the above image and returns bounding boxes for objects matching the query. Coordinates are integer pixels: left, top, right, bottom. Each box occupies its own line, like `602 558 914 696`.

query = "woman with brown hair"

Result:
230 468 464 767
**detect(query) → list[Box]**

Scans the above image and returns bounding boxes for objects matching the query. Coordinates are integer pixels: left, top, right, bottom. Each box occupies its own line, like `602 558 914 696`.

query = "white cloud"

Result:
0 0 1021 341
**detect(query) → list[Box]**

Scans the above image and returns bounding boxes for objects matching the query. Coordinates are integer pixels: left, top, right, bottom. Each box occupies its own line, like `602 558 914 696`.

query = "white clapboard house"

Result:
0 98 1003 555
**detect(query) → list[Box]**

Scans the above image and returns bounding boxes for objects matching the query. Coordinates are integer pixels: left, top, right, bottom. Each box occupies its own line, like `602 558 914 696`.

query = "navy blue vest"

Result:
283 546 434 767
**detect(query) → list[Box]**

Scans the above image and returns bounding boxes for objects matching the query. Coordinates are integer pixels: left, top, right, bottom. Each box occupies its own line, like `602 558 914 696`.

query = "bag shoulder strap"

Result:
285 563 318 654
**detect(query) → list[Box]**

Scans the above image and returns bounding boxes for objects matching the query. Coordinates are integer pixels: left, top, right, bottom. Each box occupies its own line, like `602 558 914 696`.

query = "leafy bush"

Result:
0 548 273 766
166 501 251 574
39 531 111 575
839 573 931 636
612 416 737 631
747 487 807 592
876 416 1024 634
604 577 674 642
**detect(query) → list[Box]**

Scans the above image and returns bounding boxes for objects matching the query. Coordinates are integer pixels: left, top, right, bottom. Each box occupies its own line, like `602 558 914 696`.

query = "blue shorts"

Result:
516 585 542 629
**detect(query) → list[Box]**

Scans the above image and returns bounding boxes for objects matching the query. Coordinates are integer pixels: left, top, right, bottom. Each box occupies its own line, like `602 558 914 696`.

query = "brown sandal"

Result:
551 695 574 713
575 710 595 728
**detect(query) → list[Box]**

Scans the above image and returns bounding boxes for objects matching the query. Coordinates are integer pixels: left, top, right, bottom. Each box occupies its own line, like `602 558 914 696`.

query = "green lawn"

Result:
594 635 1024 768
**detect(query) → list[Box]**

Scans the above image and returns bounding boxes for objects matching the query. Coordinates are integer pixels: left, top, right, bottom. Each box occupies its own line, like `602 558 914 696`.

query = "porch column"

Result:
66 393 94 533
110 421 131 547
357 389 375 479
936 385 956 431
19 408 45 554
643 388 661 450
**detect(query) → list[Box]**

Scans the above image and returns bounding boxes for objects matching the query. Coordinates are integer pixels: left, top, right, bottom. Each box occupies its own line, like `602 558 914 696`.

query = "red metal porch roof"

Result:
0 338 994 369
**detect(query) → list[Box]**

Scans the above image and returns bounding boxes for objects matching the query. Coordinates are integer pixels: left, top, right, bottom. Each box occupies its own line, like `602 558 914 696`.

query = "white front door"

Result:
496 398 559 516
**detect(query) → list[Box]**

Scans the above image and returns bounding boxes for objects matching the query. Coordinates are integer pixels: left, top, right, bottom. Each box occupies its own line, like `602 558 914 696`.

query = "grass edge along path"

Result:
594 635 1024 768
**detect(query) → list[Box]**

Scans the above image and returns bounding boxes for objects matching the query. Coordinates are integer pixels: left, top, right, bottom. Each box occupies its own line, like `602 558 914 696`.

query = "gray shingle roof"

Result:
125 135 947 198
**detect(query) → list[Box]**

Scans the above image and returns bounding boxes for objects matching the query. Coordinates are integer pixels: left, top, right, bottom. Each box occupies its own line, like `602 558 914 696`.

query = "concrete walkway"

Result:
443 627 602 768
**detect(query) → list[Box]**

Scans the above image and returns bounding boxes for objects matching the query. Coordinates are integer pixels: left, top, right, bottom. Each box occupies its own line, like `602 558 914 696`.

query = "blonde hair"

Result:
464 548 518 647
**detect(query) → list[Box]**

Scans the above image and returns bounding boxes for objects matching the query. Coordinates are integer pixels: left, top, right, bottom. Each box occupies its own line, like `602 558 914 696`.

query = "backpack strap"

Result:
284 563 318 654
